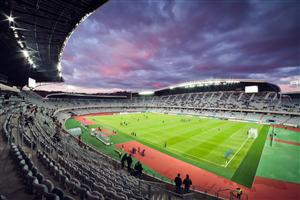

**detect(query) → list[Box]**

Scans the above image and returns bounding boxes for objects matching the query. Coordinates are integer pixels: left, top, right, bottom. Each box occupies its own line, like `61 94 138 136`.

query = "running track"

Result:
75 114 300 199
116 141 300 200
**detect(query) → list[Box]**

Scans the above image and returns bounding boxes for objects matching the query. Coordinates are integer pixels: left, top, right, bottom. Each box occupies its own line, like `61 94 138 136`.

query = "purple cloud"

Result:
61 0 300 92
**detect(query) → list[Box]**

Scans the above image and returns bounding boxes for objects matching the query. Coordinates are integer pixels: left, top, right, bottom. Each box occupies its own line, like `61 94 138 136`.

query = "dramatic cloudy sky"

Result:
58 0 300 92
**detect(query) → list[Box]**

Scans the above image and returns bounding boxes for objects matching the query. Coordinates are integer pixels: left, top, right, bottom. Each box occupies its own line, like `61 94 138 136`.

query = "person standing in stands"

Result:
174 173 182 193
78 135 82 147
183 174 192 193
126 154 133 172
121 153 127 169
134 161 143 178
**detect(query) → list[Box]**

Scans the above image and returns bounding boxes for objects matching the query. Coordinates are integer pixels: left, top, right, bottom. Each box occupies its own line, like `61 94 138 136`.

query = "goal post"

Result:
248 128 258 139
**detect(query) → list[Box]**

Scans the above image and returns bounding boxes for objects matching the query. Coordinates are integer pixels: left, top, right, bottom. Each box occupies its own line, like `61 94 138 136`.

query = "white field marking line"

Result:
167 147 224 167
171 122 242 154
223 137 250 168
206 127 249 165
139 137 224 166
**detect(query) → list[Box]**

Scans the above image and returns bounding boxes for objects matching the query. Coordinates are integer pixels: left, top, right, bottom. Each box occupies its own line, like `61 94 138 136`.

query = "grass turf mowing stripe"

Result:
224 137 250 167
231 125 269 188
256 128 300 184
69 113 265 187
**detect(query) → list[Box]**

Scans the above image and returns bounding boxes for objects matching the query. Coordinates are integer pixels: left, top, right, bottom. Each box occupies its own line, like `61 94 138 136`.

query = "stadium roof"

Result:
153 79 281 95
0 0 108 86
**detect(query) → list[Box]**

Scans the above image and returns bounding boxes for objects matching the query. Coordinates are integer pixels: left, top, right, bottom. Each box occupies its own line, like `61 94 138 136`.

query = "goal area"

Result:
248 128 258 139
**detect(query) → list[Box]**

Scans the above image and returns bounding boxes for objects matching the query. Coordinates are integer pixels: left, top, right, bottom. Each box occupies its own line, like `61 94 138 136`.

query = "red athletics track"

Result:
116 141 300 200
75 112 118 117
272 138 300 146
101 129 117 137
72 112 118 125
73 116 96 125
272 125 300 133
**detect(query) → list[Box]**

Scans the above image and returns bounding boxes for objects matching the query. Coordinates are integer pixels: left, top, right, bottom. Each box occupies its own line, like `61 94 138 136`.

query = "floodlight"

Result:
17 40 24 48
28 58 33 65
22 50 29 58
7 15 14 22
57 63 62 71
139 91 154 95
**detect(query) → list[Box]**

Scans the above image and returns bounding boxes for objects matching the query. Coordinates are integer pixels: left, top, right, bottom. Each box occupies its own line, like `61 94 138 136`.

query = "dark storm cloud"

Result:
61 0 300 91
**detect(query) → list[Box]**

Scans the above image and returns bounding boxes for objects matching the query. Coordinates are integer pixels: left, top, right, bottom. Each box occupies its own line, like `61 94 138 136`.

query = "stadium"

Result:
0 1 299 200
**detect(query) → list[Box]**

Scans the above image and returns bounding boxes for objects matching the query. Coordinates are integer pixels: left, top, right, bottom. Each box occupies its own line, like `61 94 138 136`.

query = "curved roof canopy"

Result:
0 0 107 86
153 79 281 96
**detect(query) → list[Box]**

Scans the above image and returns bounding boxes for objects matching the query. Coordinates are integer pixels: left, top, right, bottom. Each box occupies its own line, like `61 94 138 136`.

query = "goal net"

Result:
248 128 258 139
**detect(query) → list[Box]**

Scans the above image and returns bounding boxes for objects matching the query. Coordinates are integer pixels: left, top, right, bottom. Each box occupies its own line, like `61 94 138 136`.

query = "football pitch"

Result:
66 112 269 187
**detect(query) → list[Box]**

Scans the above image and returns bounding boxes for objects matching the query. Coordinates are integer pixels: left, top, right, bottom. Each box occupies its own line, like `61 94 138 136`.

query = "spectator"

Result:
141 149 145 156
183 174 192 193
126 154 132 172
134 161 143 178
78 135 82 147
121 153 127 169
235 188 243 199
131 147 136 154
174 173 182 193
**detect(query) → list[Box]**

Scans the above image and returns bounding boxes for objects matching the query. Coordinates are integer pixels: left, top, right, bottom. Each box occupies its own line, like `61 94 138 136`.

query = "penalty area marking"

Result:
167 147 224 167
223 137 250 168
136 137 224 167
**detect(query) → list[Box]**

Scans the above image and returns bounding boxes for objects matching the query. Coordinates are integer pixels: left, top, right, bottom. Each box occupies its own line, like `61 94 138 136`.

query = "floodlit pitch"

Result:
67 112 270 187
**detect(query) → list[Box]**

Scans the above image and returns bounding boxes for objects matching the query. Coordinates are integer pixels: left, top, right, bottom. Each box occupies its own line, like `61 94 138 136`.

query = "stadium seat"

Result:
25 174 37 194
33 182 48 200
75 185 87 200
63 195 75 200
43 179 55 193
36 173 45 183
44 192 60 200
52 187 64 200
86 190 103 200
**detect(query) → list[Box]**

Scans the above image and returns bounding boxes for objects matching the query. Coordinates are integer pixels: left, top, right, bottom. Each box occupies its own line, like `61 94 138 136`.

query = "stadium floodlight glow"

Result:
28 58 33 65
7 15 14 22
57 63 62 71
14 32 19 38
17 40 24 48
32 64 36 69
22 50 29 58
139 91 154 95
59 72 62 77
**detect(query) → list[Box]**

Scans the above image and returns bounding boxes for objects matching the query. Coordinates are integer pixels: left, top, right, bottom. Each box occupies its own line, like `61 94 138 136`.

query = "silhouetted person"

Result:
183 174 192 193
174 173 182 193
127 154 132 172
121 153 127 169
78 135 82 147
131 147 136 154
235 188 243 199
141 149 145 156
134 161 143 178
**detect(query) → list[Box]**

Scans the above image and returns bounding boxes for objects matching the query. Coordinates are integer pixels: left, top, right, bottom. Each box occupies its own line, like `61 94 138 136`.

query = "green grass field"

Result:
256 128 300 184
66 112 269 187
